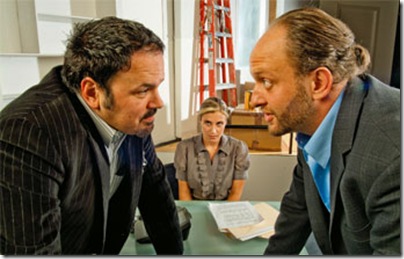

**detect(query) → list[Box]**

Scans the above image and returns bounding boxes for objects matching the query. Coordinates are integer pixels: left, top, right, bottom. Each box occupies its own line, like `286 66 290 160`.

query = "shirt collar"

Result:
75 92 126 148
196 134 231 155
296 90 345 168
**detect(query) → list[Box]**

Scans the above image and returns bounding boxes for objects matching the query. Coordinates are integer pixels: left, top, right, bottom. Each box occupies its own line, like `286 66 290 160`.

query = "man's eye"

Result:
263 79 272 89
135 88 149 96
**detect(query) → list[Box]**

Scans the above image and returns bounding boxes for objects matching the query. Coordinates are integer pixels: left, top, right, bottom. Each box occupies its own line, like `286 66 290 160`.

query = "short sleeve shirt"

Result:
174 134 250 200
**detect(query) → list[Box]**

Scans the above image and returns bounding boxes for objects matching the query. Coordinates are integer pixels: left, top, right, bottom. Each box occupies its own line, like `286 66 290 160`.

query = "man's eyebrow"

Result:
142 83 157 88
250 68 263 76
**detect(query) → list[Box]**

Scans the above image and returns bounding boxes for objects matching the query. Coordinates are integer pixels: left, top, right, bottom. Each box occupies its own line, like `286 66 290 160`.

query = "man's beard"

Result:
103 92 158 138
269 81 314 136
135 108 158 138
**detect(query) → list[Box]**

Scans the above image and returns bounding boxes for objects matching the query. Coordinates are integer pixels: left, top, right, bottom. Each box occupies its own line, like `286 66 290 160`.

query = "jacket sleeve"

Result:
368 155 401 255
0 118 63 254
264 152 312 255
137 135 184 255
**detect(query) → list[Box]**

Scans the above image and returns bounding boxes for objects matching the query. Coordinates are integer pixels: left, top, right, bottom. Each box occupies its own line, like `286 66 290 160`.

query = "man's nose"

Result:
250 83 267 109
150 90 164 109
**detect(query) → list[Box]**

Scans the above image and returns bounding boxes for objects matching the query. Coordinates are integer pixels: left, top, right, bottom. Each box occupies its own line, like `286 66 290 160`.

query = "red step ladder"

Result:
198 0 237 107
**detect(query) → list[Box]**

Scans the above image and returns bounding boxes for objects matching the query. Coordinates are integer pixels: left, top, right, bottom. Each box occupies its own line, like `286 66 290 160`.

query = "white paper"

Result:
225 203 279 241
236 226 274 241
208 201 263 230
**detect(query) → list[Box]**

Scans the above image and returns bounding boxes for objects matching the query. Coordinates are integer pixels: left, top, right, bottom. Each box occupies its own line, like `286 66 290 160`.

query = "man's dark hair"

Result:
61 16 165 93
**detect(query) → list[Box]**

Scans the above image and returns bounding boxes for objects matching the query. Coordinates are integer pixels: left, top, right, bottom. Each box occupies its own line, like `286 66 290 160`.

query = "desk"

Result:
119 200 308 255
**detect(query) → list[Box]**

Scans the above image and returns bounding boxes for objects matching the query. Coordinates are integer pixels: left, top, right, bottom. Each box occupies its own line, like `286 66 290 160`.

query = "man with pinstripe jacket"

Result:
0 17 183 255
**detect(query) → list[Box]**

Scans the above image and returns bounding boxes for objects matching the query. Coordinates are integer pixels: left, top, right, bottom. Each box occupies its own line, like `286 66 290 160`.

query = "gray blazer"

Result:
265 75 400 255
0 66 183 254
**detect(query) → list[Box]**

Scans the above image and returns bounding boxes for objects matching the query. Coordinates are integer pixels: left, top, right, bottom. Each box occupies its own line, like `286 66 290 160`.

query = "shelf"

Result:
0 0 107 111
0 53 63 57
37 13 95 23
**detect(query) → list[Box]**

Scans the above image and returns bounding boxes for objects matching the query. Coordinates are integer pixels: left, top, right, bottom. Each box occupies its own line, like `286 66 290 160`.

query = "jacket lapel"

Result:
67 88 111 250
88 137 110 238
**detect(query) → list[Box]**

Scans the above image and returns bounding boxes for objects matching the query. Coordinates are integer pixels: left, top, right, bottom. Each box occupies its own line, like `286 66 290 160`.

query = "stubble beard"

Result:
135 122 154 138
103 93 157 138
134 108 158 138
268 81 314 136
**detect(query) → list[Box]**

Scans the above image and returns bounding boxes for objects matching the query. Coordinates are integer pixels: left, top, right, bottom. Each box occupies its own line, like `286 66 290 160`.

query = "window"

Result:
232 0 268 83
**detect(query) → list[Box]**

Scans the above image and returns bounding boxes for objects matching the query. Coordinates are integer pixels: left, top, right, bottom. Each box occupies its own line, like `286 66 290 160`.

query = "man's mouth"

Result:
264 113 275 123
141 109 157 123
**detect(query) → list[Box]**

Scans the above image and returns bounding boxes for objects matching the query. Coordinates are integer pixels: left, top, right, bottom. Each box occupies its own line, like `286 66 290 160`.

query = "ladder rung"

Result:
199 1 237 107
215 32 232 38
201 58 234 64
216 58 234 64
203 31 232 38
213 4 230 12
200 83 236 91
216 83 236 90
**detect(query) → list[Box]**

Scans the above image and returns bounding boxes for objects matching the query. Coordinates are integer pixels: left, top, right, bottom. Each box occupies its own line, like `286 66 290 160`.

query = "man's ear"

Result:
310 67 333 100
80 77 100 109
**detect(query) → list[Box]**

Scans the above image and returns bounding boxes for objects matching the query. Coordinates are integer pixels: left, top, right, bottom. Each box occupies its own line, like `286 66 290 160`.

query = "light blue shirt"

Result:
296 90 345 212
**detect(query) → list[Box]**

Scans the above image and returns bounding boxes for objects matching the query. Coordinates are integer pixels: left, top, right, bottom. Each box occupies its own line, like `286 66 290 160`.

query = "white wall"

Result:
173 0 200 139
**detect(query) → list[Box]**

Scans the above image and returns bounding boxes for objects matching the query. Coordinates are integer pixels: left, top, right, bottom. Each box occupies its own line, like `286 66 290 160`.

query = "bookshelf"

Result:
0 0 115 109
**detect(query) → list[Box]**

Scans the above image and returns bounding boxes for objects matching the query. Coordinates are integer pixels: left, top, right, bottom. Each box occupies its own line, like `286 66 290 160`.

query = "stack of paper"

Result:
227 203 279 241
208 201 279 241
208 201 263 231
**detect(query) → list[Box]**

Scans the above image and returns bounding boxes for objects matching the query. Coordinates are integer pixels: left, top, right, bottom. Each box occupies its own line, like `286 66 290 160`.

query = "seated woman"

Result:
174 97 250 201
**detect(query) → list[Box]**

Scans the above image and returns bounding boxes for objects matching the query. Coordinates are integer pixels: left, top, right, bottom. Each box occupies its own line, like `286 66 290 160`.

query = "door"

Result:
320 0 399 85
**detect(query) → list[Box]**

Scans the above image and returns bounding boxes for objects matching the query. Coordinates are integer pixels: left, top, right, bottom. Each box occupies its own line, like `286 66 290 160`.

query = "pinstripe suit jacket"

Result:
265 75 400 255
0 66 183 255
